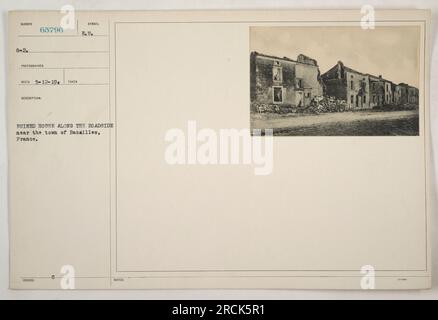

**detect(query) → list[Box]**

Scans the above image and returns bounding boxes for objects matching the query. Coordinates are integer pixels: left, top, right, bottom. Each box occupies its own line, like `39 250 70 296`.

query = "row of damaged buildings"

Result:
322 61 419 110
250 51 419 111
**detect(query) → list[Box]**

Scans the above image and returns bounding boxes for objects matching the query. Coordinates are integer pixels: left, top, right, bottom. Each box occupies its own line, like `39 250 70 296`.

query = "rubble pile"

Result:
305 96 347 114
253 103 280 113
251 96 348 115
252 103 296 114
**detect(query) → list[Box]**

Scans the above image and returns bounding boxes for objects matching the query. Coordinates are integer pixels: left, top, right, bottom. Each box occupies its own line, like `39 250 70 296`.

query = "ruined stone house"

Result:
395 84 418 105
408 86 419 104
394 85 403 105
368 74 385 108
251 52 419 112
395 83 418 105
321 61 370 110
390 82 397 104
384 80 394 105
396 83 410 105
250 52 324 110
322 62 419 109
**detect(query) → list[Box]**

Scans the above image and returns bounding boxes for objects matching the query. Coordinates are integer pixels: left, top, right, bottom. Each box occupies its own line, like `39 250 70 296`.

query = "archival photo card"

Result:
8 9 431 290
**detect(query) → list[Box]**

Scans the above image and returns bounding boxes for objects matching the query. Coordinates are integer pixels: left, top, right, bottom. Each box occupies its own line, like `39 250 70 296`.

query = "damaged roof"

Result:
251 51 319 67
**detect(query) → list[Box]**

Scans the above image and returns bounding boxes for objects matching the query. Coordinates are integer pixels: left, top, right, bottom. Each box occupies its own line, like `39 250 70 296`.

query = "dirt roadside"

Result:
251 110 419 130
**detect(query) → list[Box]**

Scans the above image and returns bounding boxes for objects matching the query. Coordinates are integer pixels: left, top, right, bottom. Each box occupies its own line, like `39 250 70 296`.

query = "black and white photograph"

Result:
250 26 421 136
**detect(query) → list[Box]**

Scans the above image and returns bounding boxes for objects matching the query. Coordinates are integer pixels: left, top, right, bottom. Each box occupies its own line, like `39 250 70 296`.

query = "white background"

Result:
0 0 437 299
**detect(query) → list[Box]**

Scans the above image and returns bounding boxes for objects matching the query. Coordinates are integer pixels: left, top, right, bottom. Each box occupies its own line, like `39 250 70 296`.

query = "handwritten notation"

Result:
33 79 61 85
